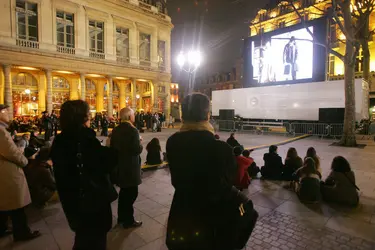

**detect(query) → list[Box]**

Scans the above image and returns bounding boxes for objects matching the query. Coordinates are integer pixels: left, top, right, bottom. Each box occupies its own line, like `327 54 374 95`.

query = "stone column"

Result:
80 73 86 101
107 76 113 117
152 81 159 112
45 69 53 114
119 81 126 109
96 81 104 112
3 65 13 119
131 78 137 110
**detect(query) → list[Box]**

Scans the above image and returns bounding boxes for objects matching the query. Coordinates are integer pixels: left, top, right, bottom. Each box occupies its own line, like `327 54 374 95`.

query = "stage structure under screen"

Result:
252 27 314 84
212 79 369 122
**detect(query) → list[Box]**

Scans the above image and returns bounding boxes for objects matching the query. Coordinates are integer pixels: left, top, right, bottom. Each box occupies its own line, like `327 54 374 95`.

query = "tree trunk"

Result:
339 0 357 147
362 40 370 82
339 60 357 146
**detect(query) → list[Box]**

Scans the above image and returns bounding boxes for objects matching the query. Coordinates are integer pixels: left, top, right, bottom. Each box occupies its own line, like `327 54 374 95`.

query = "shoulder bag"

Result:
76 142 118 213
228 186 259 249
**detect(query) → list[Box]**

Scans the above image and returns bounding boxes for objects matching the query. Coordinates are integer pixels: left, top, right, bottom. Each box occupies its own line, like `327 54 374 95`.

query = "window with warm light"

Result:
16 0 38 41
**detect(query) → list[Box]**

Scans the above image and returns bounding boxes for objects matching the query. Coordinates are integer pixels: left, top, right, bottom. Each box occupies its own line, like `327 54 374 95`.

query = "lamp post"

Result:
177 50 202 94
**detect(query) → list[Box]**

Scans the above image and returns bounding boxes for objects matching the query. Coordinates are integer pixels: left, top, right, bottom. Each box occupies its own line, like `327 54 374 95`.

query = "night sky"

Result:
167 0 270 84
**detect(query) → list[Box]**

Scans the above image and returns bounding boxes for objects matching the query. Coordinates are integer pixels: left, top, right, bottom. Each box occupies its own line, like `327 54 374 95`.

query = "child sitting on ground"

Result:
233 146 251 190
242 149 260 178
292 157 321 204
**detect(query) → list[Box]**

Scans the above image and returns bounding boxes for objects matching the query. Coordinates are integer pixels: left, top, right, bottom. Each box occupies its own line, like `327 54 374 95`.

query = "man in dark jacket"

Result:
166 93 239 250
261 145 283 179
42 112 53 141
110 107 143 228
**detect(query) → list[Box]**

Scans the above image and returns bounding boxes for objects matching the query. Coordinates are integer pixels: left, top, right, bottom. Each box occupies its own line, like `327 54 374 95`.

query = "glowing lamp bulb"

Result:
187 50 202 67
177 52 185 67
25 89 31 94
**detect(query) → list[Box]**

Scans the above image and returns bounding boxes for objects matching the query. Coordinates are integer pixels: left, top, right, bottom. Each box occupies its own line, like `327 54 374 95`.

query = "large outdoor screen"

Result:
252 27 314 84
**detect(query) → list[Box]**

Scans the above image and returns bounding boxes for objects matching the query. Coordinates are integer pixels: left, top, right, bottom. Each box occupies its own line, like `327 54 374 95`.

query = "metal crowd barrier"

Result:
290 123 330 137
212 119 375 139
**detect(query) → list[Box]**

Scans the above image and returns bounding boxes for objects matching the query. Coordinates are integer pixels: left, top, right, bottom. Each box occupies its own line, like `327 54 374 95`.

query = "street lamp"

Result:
177 50 202 93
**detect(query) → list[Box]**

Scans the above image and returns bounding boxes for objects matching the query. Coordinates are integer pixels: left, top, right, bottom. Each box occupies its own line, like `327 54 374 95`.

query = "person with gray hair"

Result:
110 107 143 228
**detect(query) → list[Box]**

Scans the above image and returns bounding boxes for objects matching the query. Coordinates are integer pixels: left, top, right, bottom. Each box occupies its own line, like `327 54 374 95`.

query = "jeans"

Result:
0 207 30 237
118 186 138 225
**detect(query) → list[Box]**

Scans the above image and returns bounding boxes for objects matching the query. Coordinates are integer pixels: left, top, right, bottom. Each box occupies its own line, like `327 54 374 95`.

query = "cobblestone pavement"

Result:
1 130 375 249
247 211 375 250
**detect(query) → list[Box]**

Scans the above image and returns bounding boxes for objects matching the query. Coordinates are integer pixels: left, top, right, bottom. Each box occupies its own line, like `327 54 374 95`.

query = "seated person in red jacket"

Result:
243 149 260 178
233 146 251 190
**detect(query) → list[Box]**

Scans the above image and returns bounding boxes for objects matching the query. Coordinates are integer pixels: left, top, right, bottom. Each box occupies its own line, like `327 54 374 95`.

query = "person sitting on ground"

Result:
282 147 303 181
243 149 260 178
261 145 283 179
293 157 321 204
29 130 45 149
23 147 56 208
16 133 31 151
233 146 251 190
146 138 163 165
321 156 359 206
305 147 322 177
226 132 243 149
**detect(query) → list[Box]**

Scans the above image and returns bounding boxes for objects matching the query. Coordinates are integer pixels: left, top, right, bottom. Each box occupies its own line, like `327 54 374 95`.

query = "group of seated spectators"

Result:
223 133 360 206
12 130 56 208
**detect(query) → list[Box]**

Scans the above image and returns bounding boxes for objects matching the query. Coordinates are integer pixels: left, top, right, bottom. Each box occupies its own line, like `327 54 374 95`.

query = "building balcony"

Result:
56 45 76 55
117 55 130 64
140 60 151 67
89 51 106 59
16 38 39 49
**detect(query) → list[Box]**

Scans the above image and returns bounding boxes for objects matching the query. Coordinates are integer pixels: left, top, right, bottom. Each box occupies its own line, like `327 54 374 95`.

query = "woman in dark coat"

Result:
146 138 163 165
50 100 117 250
166 93 242 250
282 148 303 181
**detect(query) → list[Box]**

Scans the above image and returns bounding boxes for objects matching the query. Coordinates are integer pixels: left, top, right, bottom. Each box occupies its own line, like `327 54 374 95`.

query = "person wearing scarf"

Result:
166 93 238 250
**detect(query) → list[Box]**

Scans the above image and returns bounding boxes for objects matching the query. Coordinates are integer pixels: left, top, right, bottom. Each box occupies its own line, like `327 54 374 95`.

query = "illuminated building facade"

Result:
249 0 375 93
194 58 244 100
0 0 173 118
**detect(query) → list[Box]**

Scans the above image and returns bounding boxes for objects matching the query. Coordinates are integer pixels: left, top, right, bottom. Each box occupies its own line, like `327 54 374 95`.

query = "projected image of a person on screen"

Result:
283 36 298 81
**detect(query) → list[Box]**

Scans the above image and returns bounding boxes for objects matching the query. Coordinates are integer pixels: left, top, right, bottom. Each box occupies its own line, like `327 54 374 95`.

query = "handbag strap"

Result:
343 172 360 191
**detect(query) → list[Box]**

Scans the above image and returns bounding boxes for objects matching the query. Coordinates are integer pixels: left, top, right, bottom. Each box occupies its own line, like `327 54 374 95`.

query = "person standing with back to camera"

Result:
166 93 255 250
50 100 118 250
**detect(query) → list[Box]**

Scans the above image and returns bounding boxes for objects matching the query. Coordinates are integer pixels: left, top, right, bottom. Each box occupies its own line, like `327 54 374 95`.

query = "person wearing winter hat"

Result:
0 104 41 241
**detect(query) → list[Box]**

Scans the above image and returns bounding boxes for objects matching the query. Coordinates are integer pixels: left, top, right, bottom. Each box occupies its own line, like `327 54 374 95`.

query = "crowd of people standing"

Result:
0 92 362 250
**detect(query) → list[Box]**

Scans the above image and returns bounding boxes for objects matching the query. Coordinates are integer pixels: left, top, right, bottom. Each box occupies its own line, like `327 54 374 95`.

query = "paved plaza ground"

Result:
1 129 375 250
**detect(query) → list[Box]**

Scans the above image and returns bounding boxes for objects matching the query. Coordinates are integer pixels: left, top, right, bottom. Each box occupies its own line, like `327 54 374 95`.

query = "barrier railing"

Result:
212 120 375 139
290 123 330 137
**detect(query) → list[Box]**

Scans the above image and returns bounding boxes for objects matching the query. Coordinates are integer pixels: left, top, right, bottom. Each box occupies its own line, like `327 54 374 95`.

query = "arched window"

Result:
52 76 70 90
86 79 96 91
12 73 38 87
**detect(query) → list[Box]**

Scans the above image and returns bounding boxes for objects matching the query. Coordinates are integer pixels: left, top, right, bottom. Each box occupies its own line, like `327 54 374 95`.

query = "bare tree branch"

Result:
288 0 345 61
331 0 354 42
